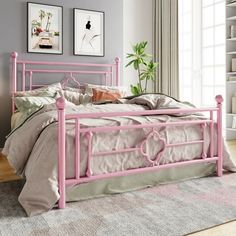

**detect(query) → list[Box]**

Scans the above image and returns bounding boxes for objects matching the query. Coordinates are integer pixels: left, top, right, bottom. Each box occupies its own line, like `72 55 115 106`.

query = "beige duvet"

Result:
3 95 236 216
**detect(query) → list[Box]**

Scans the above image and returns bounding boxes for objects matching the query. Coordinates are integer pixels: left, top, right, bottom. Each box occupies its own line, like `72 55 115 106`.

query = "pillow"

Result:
14 83 62 98
63 90 92 105
85 83 128 97
63 86 84 94
92 88 122 102
14 96 55 112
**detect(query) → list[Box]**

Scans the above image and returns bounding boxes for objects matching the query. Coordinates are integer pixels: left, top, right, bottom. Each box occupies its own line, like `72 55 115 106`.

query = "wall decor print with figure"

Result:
74 8 104 56
27 2 63 54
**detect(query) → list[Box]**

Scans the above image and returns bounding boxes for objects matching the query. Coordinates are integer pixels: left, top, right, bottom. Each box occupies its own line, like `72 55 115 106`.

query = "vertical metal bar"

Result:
75 119 80 180
115 57 120 86
110 66 113 86
215 95 223 177
201 123 207 159
56 97 66 209
22 63 25 91
29 71 33 91
11 52 18 113
210 111 214 158
104 72 108 86
86 132 93 177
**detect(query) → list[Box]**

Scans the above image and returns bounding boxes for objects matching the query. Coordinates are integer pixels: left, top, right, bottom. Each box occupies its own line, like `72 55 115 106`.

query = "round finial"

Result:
56 97 66 110
215 95 223 104
11 52 18 58
115 57 120 63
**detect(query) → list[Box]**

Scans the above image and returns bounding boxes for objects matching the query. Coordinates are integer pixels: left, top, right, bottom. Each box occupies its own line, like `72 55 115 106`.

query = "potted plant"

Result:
126 41 158 95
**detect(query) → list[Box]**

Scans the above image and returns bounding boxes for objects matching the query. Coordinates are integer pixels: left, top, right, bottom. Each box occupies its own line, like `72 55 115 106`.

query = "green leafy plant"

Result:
126 41 158 95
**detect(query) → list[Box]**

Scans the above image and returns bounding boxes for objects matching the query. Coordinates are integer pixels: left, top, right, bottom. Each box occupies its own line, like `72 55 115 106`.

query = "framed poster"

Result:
74 8 104 56
27 2 63 54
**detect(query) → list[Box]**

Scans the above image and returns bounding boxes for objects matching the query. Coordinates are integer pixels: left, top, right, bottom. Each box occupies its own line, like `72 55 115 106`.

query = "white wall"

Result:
123 0 154 94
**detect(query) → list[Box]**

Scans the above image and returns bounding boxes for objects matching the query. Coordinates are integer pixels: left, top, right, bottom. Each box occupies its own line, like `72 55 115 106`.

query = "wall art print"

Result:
27 2 63 54
74 8 104 56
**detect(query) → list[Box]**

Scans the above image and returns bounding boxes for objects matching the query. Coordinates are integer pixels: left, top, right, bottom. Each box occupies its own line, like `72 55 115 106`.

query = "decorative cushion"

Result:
92 88 122 102
85 83 128 97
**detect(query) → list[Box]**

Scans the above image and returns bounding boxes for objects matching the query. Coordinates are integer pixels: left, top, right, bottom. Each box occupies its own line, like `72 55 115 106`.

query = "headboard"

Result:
11 52 120 112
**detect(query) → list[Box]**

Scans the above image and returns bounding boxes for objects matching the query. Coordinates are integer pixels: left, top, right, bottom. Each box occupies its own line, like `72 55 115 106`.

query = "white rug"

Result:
0 173 236 236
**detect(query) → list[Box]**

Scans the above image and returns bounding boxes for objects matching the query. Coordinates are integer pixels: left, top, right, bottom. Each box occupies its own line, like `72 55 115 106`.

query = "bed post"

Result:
115 57 120 86
56 97 66 209
215 95 223 177
11 52 18 113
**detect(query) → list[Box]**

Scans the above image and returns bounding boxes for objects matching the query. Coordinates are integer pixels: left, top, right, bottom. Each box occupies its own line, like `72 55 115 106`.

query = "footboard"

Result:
56 95 223 209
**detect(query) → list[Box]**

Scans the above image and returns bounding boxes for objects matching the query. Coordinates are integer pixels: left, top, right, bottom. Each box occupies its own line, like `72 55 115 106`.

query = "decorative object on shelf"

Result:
232 58 236 72
73 8 104 57
126 41 158 95
230 25 236 38
232 93 236 113
228 77 236 81
232 116 236 128
27 2 63 54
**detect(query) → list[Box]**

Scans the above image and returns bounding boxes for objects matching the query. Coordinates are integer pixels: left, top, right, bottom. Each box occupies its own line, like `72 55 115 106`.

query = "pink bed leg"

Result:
11 52 18 113
115 57 120 86
216 95 223 177
56 97 66 209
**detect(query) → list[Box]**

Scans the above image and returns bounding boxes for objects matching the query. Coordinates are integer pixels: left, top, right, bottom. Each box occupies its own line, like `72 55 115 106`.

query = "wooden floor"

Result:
189 220 236 236
0 142 236 235
0 152 20 182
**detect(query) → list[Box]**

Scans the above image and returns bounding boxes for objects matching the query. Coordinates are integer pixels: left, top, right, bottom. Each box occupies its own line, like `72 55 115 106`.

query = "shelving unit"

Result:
227 51 236 54
227 37 236 41
227 1 236 7
226 0 236 139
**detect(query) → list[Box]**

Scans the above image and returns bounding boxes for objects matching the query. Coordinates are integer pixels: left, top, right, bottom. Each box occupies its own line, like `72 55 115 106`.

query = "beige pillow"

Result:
63 86 84 93
62 90 92 105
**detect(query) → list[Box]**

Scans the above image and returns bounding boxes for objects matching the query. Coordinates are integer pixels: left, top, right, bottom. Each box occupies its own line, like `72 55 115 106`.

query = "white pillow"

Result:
85 83 128 97
62 90 92 105
63 86 84 93
14 96 55 112
14 83 62 98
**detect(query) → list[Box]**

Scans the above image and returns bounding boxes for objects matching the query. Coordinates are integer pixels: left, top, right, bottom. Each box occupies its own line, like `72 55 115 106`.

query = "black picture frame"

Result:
27 2 63 55
73 8 105 57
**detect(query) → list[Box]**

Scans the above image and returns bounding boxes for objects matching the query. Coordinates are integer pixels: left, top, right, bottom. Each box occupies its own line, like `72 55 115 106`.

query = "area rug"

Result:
0 173 236 236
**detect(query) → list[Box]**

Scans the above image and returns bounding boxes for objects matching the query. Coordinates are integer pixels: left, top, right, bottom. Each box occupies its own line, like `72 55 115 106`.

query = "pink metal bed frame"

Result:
11 52 223 210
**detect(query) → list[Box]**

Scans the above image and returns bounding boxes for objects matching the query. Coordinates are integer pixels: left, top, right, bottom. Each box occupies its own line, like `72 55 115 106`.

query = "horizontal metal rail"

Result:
25 69 112 74
65 109 218 120
17 60 115 67
65 157 219 185
76 120 212 134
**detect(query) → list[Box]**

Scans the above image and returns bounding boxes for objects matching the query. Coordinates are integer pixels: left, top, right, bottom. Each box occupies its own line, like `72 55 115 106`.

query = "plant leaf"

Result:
133 60 139 70
125 60 135 67
126 53 135 58
131 85 140 95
